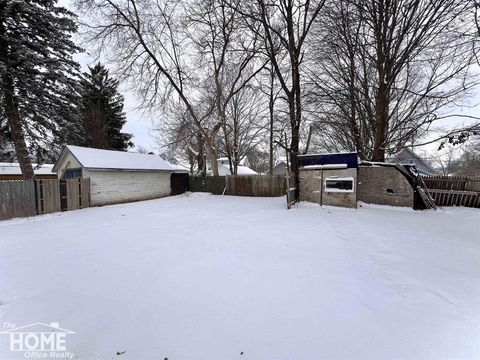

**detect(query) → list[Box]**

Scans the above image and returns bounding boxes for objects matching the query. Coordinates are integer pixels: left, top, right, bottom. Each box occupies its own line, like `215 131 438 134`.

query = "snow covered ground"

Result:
0 193 479 359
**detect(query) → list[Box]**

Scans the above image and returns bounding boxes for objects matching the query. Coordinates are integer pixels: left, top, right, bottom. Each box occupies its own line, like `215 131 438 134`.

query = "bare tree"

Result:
187 0 266 175
308 0 479 161
77 0 265 175
233 0 326 196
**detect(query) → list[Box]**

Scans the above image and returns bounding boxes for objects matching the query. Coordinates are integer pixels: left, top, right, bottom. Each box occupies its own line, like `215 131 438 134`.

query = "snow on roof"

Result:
217 157 247 166
0 162 54 175
55 145 174 172
210 164 258 176
170 163 190 173
300 164 347 170
297 151 357 157
236 166 258 175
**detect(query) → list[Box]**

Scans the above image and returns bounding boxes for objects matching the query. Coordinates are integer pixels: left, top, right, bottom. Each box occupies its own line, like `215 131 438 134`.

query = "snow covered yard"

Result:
0 193 479 360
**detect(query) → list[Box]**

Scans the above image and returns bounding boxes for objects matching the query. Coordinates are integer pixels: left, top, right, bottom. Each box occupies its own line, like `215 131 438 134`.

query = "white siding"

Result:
89 170 171 206
56 152 85 178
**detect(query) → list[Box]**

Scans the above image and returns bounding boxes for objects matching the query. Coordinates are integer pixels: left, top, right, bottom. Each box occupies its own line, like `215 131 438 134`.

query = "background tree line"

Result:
1 0 480 188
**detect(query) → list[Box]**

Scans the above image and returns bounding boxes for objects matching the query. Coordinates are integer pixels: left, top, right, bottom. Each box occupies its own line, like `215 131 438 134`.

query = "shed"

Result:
52 145 174 206
298 152 422 209
357 162 414 207
298 152 358 208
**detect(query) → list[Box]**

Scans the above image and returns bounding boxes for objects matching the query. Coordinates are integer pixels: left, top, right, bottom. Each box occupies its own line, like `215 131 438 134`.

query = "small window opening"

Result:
324 177 354 193
386 188 395 194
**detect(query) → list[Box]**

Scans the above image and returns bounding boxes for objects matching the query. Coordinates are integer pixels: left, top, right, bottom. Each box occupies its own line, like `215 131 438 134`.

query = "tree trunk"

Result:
2 75 34 179
205 138 219 176
371 80 389 162
0 14 34 179
268 72 275 175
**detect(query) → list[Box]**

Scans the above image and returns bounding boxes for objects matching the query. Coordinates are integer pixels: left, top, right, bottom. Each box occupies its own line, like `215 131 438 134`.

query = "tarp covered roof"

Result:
298 152 358 169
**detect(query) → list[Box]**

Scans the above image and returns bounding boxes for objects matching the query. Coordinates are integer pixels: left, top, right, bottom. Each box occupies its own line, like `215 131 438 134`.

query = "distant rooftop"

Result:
0 162 54 175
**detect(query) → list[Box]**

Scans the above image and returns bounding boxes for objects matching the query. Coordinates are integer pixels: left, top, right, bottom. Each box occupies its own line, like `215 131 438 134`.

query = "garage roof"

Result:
53 145 174 172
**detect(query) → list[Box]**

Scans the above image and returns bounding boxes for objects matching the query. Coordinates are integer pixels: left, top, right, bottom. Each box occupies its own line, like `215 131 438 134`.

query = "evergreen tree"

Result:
78 63 133 151
0 0 81 178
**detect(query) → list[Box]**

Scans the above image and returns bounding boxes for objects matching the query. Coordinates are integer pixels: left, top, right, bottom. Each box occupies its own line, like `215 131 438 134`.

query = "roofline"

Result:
87 167 173 172
53 146 174 173
297 151 358 157
52 145 85 173
396 148 435 172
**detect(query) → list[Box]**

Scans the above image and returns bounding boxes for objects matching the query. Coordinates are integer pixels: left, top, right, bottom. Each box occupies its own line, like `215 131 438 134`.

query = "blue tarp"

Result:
297 152 358 169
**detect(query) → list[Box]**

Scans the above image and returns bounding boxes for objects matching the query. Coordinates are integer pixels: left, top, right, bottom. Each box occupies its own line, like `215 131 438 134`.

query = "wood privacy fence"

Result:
188 176 226 195
0 179 90 220
188 175 286 197
422 175 480 192
422 175 480 208
226 175 285 197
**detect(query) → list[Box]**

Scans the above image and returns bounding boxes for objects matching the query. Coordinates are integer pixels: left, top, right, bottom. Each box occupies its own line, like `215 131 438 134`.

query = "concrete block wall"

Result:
357 166 413 207
299 168 357 208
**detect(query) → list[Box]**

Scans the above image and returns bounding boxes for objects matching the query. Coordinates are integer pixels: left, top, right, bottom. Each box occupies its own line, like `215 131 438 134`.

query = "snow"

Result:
215 164 258 176
0 162 54 175
301 163 347 169
298 151 358 157
236 166 257 175
57 145 174 171
0 194 479 359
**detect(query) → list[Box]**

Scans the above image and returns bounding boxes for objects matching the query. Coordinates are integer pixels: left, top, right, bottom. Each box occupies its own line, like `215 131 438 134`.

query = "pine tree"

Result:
78 63 133 151
0 0 82 178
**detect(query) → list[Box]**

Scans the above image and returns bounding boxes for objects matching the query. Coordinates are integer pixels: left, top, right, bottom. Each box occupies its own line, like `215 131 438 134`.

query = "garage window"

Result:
325 177 354 193
64 168 82 179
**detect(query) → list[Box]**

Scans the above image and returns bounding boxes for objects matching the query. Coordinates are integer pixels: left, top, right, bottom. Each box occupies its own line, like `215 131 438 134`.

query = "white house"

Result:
207 157 257 176
271 158 288 176
388 148 436 176
52 145 174 206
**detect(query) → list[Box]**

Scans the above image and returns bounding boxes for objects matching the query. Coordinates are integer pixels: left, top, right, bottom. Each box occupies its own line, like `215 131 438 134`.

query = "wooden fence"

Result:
0 179 90 220
422 175 480 192
188 176 226 195
188 175 286 197
226 175 285 197
421 175 480 208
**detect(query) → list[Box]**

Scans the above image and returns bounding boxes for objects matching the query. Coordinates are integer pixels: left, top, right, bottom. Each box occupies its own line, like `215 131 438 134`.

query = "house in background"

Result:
388 148 436 176
0 162 56 180
52 145 174 206
271 158 288 176
207 157 257 176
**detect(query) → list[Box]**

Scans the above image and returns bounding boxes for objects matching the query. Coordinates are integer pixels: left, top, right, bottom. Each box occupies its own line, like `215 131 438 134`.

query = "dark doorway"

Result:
171 173 189 195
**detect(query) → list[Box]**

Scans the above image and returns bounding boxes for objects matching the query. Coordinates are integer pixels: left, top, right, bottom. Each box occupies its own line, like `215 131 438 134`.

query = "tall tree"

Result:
308 0 478 161
0 0 81 178
79 63 133 151
236 0 326 196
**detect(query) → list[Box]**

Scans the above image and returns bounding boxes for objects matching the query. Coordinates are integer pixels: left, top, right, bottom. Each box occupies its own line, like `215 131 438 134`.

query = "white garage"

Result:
52 145 174 206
